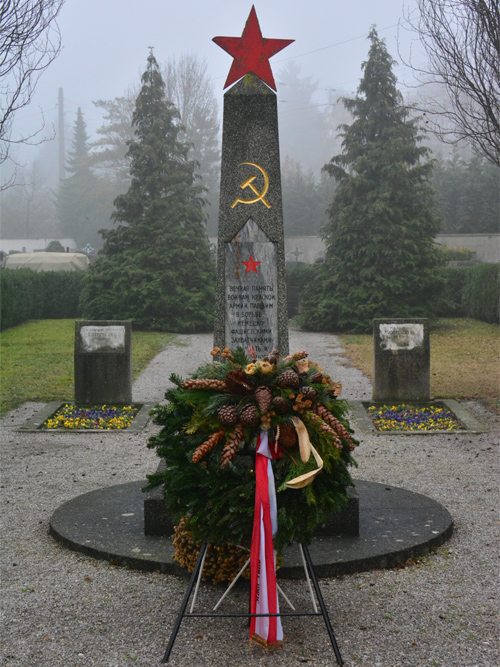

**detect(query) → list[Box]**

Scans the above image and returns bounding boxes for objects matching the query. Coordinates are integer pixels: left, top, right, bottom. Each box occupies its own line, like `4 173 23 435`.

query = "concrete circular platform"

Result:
50 479 453 579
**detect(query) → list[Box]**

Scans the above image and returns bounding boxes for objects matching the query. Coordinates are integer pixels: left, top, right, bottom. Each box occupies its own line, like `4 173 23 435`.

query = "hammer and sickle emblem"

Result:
231 162 271 209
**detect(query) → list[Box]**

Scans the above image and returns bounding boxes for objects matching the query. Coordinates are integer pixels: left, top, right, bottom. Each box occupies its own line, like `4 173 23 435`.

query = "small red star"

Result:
242 254 261 274
213 6 294 90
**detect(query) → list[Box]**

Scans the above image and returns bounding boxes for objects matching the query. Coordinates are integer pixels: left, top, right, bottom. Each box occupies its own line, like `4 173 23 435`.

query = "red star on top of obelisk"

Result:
213 6 294 91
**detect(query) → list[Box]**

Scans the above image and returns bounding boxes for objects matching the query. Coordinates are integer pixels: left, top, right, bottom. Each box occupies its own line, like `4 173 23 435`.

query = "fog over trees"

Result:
0 156 55 238
0 0 65 173
1 9 498 246
163 54 220 234
90 95 136 191
403 0 500 165
54 107 112 248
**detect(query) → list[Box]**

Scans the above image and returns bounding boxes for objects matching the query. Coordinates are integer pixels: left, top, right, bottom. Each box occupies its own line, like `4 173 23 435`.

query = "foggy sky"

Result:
6 0 423 164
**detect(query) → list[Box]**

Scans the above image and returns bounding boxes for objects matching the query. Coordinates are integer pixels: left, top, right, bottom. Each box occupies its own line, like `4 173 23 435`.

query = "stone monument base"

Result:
144 460 359 538
49 479 453 578
144 482 359 538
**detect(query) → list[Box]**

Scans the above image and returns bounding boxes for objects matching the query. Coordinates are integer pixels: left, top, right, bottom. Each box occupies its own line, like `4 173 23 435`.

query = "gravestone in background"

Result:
74 321 132 404
373 318 430 402
213 73 289 357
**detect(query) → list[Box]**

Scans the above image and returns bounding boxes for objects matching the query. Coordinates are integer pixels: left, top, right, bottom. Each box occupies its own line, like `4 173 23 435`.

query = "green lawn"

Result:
0 320 176 414
2 317 498 416
341 318 500 412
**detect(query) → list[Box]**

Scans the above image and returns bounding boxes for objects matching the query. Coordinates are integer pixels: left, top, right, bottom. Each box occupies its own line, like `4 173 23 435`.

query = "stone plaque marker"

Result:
213 72 289 356
74 321 132 404
373 318 430 402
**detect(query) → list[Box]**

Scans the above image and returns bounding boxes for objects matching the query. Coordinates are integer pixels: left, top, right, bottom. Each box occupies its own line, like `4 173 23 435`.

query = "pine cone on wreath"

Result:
277 423 298 449
241 404 260 427
225 369 253 394
316 404 352 443
218 404 239 426
192 429 225 463
272 396 288 414
327 381 343 398
182 378 228 391
255 386 272 414
309 372 323 384
278 369 300 389
309 412 342 448
220 423 245 468
301 386 317 401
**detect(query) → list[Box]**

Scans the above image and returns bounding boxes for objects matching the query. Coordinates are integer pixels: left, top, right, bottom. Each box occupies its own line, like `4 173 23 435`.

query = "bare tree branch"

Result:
0 0 65 164
401 0 500 165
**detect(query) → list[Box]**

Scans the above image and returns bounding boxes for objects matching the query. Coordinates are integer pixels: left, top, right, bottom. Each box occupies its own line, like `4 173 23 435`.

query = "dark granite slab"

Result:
75 320 133 404
50 479 453 579
373 318 430 402
214 73 288 356
144 482 359 538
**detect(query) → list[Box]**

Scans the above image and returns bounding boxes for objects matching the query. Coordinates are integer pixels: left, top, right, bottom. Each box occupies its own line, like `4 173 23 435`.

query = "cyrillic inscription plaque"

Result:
225 219 278 355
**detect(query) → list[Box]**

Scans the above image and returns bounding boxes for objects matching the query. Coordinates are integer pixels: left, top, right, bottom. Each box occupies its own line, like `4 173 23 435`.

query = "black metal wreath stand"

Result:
161 540 343 665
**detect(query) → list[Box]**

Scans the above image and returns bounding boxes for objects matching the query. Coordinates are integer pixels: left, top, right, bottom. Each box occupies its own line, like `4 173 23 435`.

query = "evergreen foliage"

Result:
0 269 85 330
300 28 443 333
281 157 336 236
462 264 499 324
436 265 469 318
80 53 215 332
292 262 339 329
45 240 65 252
0 269 42 330
90 54 221 235
55 108 112 248
432 149 500 233
146 348 357 552
91 95 136 190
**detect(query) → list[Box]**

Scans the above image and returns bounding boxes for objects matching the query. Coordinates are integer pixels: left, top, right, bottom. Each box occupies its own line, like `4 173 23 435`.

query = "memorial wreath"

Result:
146 346 358 568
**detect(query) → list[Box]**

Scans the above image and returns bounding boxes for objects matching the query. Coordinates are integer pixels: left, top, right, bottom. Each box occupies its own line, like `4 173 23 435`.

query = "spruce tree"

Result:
55 108 111 248
80 53 215 332
302 28 442 332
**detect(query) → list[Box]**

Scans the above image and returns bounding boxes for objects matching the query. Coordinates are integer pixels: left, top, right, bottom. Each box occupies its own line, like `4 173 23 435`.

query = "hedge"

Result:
0 269 87 331
293 263 499 330
438 266 469 318
399 263 498 324
462 263 499 324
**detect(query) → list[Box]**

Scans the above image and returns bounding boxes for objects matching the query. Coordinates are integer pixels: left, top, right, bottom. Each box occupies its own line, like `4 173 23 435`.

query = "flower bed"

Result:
43 404 139 430
367 403 464 432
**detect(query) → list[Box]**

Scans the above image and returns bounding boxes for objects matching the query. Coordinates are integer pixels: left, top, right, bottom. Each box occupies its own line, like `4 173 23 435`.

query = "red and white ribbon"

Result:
250 431 283 649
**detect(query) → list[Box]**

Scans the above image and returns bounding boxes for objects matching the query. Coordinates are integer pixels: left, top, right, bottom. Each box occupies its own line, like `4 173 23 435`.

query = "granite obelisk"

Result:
213 8 292 357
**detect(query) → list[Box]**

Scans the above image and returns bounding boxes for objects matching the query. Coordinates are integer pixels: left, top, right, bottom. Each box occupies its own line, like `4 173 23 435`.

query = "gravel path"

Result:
1 331 498 667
